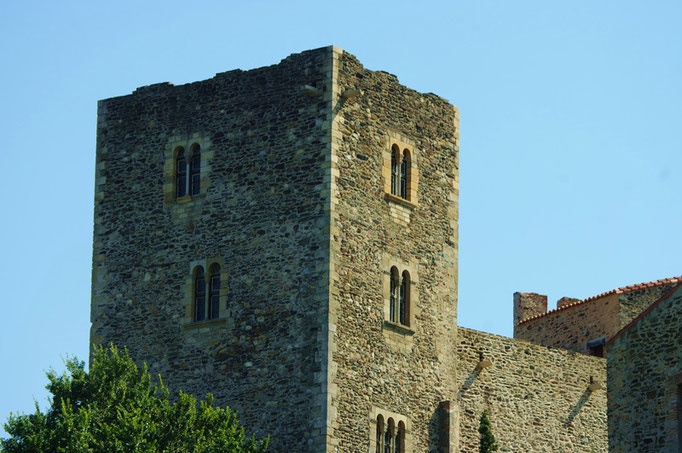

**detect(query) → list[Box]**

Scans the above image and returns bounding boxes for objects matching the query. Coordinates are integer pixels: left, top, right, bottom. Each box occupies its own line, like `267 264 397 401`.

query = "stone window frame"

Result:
381 255 418 335
383 134 418 208
389 266 411 327
369 407 411 453
182 257 228 328
164 134 213 204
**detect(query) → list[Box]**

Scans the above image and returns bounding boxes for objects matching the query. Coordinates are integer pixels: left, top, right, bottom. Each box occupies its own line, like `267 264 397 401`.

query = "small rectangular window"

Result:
586 337 606 358
176 154 187 198
195 276 206 321
209 274 220 319
190 153 201 196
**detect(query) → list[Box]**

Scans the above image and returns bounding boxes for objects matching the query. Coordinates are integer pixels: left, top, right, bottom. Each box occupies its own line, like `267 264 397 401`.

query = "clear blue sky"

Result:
1 0 680 436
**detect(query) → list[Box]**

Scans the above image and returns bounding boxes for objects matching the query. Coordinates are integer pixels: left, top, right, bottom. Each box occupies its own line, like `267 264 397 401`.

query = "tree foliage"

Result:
1 345 268 453
478 409 498 453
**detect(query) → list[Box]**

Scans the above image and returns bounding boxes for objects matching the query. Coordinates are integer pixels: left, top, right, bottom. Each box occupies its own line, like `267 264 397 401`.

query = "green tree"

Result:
1 345 268 453
478 409 498 453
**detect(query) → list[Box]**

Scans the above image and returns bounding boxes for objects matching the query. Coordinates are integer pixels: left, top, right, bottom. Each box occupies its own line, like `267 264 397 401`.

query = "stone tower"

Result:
91 46 459 452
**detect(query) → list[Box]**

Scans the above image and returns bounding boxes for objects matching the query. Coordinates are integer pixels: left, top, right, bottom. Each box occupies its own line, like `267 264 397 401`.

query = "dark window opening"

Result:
586 337 606 358
176 148 187 198
399 271 408 326
391 146 400 196
194 267 206 321
376 415 404 453
376 415 384 453
384 419 393 453
400 151 409 199
390 267 399 323
396 422 405 453
208 264 220 319
189 145 201 196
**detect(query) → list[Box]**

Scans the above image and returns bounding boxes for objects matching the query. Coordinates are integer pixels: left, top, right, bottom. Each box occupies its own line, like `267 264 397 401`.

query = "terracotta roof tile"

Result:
517 276 682 325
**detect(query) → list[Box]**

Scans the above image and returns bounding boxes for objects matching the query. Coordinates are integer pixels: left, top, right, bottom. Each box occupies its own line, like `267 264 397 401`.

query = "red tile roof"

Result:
516 276 682 326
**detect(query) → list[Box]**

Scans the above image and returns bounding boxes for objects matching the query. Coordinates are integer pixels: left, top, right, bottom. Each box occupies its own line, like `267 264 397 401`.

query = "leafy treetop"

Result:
1 345 268 453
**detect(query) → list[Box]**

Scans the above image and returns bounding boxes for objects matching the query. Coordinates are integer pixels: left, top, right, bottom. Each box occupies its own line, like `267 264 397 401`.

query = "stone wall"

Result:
607 284 682 452
513 292 548 329
515 282 679 354
515 293 620 354
457 328 608 452
616 284 677 331
91 47 337 451
328 49 460 451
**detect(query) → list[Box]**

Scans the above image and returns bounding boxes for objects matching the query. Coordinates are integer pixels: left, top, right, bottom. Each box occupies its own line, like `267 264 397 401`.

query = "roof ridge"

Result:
517 275 682 325
606 282 682 346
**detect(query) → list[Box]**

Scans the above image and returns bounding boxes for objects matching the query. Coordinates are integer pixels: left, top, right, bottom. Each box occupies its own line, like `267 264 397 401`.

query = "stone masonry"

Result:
328 49 460 452
515 278 680 354
92 47 337 451
92 45 677 452
91 46 459 452
607 283 682 452
457 328 607 452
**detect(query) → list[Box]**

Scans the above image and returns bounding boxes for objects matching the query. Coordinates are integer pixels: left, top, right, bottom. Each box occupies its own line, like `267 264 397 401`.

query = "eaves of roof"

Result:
516 276 682 326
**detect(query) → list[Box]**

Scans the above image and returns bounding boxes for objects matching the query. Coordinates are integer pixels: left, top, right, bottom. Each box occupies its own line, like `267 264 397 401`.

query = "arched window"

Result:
391 145 400 196
384 140 417 205
395 421 405 453
175 147 187 198
400 271 410 326
376 415 384 453
194 266 206 321
400 150 410 200
390 267 400 323
384 418 395 453
373 411 408 453
208 264 220 320
189 144 201 196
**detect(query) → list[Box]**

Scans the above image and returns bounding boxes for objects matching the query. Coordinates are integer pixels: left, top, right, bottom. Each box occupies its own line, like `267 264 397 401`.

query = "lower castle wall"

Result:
457 328 607 452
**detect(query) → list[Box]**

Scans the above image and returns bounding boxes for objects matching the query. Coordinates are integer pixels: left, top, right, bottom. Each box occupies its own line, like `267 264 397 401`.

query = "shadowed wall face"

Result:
91 47 337 451
607 286 682 452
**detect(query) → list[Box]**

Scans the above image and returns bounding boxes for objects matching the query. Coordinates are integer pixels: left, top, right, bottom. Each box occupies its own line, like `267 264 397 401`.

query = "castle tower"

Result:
91 46 459 452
